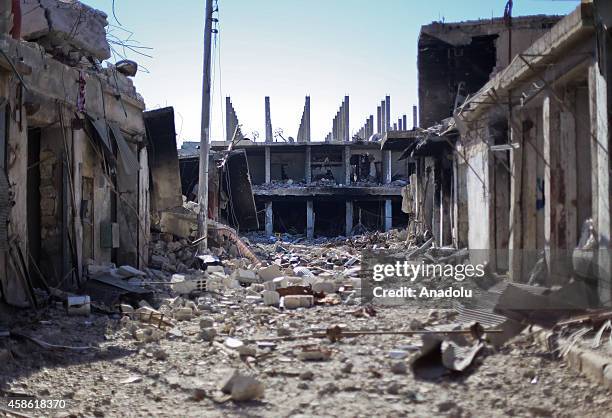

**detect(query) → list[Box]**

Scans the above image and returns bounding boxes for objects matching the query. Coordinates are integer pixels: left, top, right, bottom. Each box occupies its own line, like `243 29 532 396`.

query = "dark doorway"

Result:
27 128 42 288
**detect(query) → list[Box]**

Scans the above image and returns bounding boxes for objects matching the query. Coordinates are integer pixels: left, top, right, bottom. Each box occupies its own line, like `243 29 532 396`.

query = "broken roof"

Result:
455 2 595 123
419 14 562 47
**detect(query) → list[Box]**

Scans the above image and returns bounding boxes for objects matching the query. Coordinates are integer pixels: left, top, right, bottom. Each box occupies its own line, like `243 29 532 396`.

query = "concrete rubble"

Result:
1 227 611 416
1 0 612 416
20 0 111 63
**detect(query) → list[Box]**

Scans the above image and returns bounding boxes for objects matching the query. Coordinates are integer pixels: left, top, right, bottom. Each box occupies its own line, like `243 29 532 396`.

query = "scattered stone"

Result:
199 318 214 329
283 295 314 309
199 327 217 342
387 382 402 395
438 400 458 413
173 307 193 321
262 290 280 306
340 362 354 373
299 371 314 381
318 382 339 396
153 348 168 361
219 369 264 401
390 361 407 375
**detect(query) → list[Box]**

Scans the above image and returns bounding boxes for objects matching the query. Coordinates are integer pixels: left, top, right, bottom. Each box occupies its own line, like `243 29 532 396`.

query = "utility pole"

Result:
197 0 215 251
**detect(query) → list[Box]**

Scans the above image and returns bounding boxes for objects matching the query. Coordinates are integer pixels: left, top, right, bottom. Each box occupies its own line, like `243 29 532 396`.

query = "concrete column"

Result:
369 115 374 138
393 123 397 131
384 200 392 232
265 96 272 142
225 97 232 142
265 146 271 183
403 115 407 131
346 201 354 237
333 116 338 142
543 94 565 283
344 145 351 185
413 105 418 129
305 145 311 183
385 96 391 132
589 61 611 304
509 110 524 283
305 96 311 142
398 119 403 131
343 96 350 142
381 101 386 134
306 200 314 239
383 150 392 184
265 202 273 236
377 106 382 134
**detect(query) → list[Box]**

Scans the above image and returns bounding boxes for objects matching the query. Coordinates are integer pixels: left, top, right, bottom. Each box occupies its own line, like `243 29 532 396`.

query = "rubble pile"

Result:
20 0 111 63
2 227 611 416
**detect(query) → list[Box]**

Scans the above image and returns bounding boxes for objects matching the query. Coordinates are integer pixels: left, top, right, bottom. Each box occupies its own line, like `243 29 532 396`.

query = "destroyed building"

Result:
180 96 412 238
396 3 612 304
0 0 150 307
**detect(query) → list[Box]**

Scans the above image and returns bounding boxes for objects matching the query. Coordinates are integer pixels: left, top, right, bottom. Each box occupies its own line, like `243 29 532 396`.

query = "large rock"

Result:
20 0 111 62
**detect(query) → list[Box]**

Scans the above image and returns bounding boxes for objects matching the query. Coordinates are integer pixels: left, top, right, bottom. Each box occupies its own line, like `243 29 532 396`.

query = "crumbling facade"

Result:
211 141 410 238
0 1 150 307
403 2 612 305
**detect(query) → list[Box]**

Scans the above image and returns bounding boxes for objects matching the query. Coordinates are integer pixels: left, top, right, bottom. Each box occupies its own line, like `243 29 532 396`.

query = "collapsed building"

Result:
396 2 612 305
179 96 413 239
0 1 150 307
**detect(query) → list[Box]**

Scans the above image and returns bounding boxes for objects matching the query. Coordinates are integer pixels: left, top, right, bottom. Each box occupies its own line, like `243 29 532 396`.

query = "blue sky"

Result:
85 0 578 144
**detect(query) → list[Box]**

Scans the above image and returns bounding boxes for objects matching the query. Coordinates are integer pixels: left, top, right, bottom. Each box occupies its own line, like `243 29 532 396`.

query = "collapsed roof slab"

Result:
20 0 111 63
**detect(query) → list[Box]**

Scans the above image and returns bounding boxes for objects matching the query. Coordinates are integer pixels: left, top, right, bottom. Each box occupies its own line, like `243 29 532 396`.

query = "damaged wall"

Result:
0 24 149 306
418 15 562 128
20 0 111 64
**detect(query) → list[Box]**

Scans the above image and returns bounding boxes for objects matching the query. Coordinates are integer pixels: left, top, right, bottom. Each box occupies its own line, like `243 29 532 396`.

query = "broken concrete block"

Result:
219 369 239 394
249 283 265 293
298 347 332 361
391 361 408 375
232 269 258 284
272 277 288 289
116 59 138 77
20 0 111 62
237 345 256 357
263 280 277 291
222 277 241 289
230 375 264 401
282 295 314 309
206 265 225 274
258 265 283 282
262 290 280 306
133 327 163 343
219 370 264 402
312 281 336 294
171 274 198 295
199 318 214 329
173 307 193 321
199 327 217 342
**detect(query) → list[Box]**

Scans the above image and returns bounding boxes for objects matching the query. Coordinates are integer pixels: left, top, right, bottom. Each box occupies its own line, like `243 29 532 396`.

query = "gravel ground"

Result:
1 235 611 418
1 302 611 418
